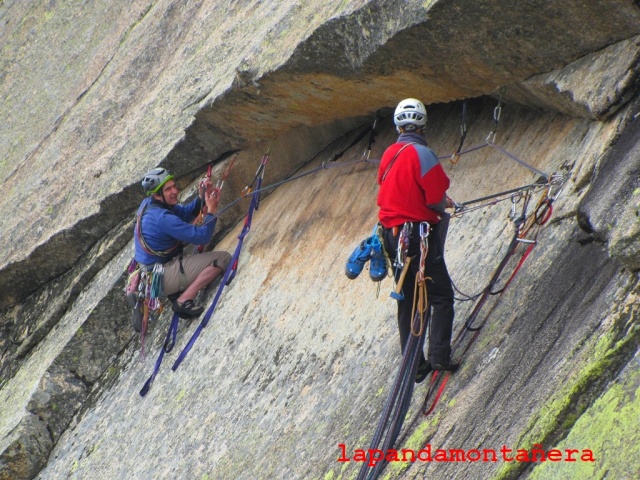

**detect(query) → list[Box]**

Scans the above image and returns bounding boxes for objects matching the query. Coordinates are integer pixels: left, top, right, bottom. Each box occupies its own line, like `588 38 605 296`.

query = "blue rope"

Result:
139 313 180 397
171 174 263 372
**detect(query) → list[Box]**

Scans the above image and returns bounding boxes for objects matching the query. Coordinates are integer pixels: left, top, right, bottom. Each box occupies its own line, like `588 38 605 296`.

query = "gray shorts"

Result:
162 251 232 296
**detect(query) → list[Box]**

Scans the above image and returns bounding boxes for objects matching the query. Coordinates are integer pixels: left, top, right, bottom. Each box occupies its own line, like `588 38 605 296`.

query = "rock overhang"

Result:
1 0 639 307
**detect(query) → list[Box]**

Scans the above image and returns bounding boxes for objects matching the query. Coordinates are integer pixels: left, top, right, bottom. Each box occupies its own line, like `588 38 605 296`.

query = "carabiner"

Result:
419 222 430 240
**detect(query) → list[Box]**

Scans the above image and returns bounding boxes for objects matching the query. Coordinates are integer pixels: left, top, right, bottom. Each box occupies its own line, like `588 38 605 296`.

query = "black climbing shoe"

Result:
415 361 433 384
171 299 204 319
431 360 459 373
127 292 143 333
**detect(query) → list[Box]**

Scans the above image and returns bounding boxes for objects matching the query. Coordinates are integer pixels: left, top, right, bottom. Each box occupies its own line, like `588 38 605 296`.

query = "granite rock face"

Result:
1 1 639 479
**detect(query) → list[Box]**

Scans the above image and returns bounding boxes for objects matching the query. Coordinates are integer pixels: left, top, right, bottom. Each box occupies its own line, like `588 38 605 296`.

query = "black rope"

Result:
452 101 468 157
356 311 428 480
203 156 378 223
330 113 380 163
452 278 483 302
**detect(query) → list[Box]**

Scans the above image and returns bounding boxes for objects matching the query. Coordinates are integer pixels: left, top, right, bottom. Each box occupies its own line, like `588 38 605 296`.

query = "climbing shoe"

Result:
431 360 459 373
171 299 204 319
368 238 387 282
126 292 143 333
415 361 432 384
345 240 373 279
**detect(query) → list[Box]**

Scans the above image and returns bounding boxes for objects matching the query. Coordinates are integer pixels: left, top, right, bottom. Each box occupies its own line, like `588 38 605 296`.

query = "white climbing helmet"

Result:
393 98 427 132
142 167 174 196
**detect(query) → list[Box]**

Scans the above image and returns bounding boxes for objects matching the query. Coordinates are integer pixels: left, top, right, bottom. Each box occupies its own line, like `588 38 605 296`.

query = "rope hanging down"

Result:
356 311 428 480
139 151 269 396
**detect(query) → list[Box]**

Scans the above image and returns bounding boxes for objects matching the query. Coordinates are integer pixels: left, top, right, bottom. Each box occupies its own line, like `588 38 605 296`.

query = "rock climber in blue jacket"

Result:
133 167 231 322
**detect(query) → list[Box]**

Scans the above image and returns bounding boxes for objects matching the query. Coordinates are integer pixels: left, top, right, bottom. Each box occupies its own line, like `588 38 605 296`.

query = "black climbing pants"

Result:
383 223 455 366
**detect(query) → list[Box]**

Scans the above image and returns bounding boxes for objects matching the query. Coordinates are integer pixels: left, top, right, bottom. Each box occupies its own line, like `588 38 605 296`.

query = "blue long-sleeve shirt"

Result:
134 196 217 265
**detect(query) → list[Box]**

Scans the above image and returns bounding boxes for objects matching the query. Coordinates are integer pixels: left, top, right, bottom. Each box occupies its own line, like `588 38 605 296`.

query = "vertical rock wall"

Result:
8 98 635 480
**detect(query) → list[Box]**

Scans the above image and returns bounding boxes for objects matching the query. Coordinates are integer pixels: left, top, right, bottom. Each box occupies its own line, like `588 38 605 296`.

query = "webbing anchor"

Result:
516 238 537 245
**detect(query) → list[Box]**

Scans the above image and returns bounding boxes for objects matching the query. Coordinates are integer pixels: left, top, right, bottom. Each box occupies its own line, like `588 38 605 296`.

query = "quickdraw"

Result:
242 149 270 198
449 101 468 165
486 86 506 144
195 153 238 252
442 86 552 182
452 172 564 219
390 223 412 301
363 111 380 160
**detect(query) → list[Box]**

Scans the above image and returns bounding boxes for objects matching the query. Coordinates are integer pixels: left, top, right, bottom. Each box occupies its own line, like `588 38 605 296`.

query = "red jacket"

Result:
377 133 450 228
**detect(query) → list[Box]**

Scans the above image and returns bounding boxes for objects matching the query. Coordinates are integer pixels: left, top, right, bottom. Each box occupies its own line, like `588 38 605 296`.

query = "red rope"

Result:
423 372 450 416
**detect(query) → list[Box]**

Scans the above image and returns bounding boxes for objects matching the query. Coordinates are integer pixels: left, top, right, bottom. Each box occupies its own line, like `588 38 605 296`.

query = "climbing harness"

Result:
135 200 182 258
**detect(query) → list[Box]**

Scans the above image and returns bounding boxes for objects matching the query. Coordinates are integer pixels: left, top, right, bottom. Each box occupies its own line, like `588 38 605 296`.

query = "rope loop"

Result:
410 276 428 337
409 222 431 337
